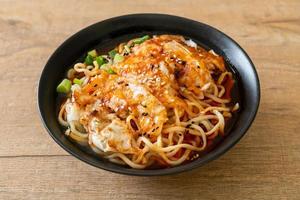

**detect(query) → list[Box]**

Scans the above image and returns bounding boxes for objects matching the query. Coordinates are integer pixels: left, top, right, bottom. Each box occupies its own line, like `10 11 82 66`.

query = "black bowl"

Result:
38 14 260 176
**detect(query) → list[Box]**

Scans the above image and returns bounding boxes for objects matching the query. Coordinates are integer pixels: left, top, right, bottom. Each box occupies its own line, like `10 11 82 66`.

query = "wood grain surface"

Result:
0 0 299 199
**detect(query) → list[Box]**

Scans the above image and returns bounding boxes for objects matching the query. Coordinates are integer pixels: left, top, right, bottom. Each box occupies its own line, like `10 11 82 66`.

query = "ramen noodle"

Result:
57 35 239 169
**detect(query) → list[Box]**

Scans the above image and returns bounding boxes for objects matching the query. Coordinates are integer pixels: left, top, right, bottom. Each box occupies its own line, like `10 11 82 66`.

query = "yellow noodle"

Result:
56 35 237 169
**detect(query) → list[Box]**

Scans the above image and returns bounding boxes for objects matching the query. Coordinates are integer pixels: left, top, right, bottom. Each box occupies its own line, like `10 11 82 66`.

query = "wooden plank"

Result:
0 151 299 200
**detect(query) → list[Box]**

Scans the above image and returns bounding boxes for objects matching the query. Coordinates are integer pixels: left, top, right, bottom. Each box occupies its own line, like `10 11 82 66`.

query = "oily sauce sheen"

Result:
57 35 239 169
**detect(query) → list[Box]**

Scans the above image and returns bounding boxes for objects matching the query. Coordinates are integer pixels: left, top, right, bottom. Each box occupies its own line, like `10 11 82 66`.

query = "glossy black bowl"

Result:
38 14 260 176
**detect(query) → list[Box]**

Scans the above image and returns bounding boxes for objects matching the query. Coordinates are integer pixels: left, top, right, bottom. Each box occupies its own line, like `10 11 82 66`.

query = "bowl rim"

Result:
38 13 260 176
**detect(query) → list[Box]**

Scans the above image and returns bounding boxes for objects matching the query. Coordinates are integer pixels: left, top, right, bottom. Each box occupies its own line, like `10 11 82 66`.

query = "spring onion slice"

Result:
73 78 83 86
107 68 116 74
57 79 71 93
84 54 94 65
108 49 117 58
100 63 109 70
96 56 105 66
113 53 124 63
133 35 150 44
124 45 130 53
88 49 97 58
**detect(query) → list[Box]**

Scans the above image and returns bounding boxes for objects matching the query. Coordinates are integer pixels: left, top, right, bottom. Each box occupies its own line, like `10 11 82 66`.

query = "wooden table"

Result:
1 0 299 199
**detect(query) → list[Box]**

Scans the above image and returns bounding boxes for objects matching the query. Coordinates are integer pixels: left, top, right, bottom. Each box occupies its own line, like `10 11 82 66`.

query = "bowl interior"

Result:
38 14 260 176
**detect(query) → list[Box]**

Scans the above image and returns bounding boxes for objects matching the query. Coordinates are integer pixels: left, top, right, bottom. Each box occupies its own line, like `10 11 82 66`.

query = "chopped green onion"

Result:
88 49 97 58
113 53 124 63
96 56 105 66
124 45 130 53
107 68 116 74
133 35 150 44
73 78 83 86
84 54 94 65
108 49 117 58
57 79 71 93
100 63 109 70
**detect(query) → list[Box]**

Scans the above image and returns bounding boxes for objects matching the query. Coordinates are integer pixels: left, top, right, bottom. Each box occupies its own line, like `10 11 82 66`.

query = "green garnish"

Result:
107 68 116 74
113 53 124 63
100 63 109 70
73 78 83 86
88 49 97 58
84 54 94 65
96 56 105 66
57 79 71 93
133 35 150 44
100 63 116 75
108 49 117 58
124 45 130 53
